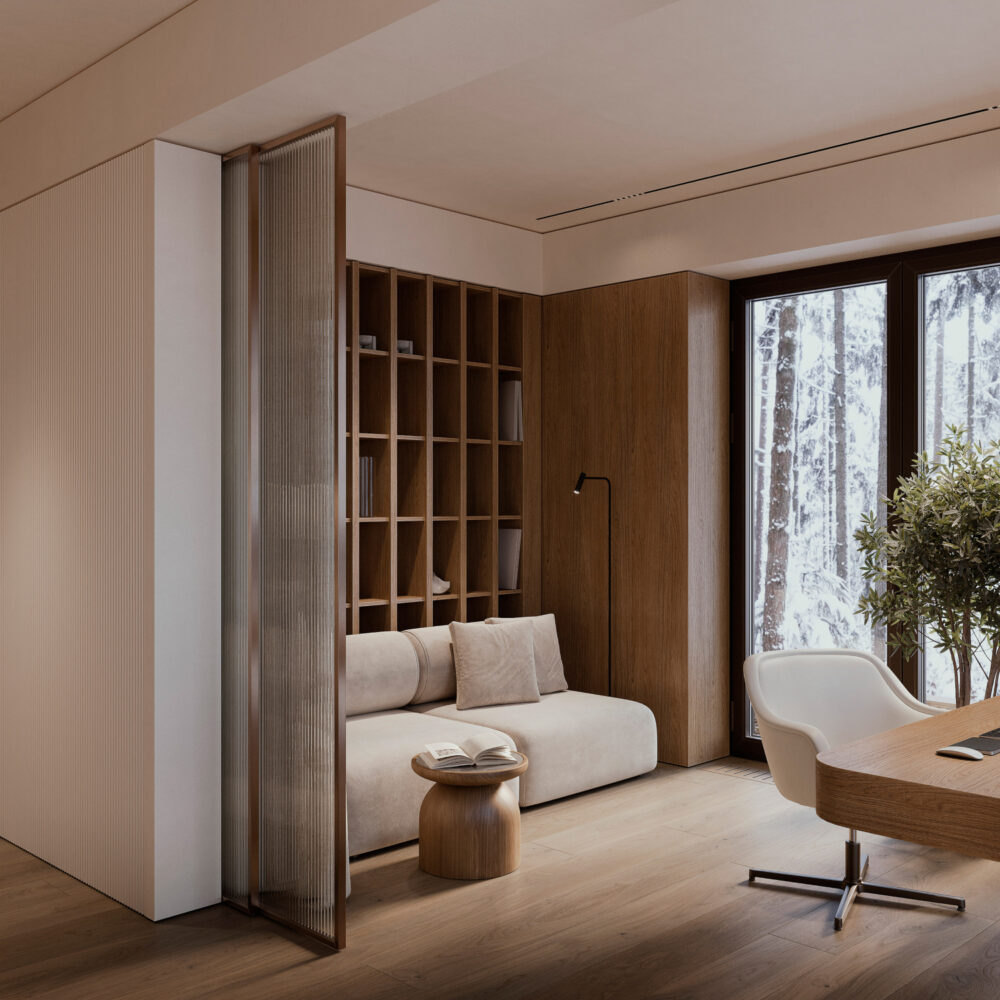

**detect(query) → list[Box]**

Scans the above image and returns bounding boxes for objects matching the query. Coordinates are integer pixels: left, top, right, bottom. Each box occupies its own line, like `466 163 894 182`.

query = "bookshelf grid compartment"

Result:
346 262 535 633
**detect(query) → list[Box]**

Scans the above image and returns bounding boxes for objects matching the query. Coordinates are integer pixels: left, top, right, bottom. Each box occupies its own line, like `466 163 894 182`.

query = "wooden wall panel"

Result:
686 273 731 763
542 272 729 765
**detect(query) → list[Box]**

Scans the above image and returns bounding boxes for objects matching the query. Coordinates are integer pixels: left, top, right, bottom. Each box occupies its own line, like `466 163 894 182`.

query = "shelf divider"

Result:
459 281 468 624
490 286 500 620
389 269 399 631
423 275 434 625
349 262 360 635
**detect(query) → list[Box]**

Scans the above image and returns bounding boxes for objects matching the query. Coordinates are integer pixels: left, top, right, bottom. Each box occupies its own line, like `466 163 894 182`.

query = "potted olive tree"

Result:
856 427 1000 707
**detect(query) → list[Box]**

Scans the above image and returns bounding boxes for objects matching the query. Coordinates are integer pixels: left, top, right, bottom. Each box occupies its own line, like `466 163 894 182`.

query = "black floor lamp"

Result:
573 473 612 696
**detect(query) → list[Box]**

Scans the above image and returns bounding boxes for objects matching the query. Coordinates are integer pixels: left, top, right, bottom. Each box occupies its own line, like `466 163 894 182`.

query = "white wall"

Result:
0 145 151 915
345 128 1000 296
152 141 222 920
0 141 221 921
347 186 543 294
543 128 1000 293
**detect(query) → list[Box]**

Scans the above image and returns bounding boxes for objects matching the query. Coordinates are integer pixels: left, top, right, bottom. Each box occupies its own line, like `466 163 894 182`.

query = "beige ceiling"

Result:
0 0 193 121
71 0 1000 233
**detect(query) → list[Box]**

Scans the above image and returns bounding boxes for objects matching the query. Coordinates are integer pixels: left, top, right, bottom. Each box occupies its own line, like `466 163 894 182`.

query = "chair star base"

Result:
748 833 965 931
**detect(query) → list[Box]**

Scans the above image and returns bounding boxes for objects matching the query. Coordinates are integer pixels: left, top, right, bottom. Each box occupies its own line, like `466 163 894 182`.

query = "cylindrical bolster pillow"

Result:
346 632 420 716
404 625 457 704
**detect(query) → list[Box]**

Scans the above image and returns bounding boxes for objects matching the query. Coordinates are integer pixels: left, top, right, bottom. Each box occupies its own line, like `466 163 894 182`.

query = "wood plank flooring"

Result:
2 759 999 999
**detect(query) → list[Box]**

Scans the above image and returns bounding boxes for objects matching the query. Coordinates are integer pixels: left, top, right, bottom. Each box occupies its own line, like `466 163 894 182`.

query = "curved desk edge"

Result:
816 700 1000 863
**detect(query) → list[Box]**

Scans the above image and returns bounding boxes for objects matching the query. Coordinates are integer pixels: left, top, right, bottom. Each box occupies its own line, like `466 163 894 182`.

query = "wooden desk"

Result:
816 699 1000 861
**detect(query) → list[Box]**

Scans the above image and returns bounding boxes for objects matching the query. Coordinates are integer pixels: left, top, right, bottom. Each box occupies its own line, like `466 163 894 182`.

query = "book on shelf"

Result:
498 527 522 590
499 379 522 441
419 734 518 769
359 456 374 517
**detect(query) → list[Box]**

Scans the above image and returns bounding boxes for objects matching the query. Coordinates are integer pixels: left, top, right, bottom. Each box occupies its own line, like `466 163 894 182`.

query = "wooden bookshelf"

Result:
345 262 540 634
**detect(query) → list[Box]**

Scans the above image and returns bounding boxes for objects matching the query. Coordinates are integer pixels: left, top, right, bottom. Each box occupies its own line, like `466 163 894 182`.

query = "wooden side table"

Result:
411 753 529 880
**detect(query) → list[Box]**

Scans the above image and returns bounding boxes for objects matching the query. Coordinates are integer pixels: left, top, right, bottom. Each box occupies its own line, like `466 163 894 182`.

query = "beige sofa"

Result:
346 625 657 859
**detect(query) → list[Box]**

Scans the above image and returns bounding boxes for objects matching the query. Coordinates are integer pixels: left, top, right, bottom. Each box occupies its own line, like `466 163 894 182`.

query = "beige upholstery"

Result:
410 691 657 807
346 631 420 716
346 710 517 856
486 613 569 693
745 648 940 808
404 624 457 702
450 618 540 709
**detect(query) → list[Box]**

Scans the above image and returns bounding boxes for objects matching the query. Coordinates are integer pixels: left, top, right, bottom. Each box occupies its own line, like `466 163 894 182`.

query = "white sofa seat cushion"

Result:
409 691 657 807
346 710 518 857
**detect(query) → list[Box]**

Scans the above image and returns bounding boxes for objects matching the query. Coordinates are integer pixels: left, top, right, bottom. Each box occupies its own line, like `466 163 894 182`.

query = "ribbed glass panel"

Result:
221 155 250 907
258 127 340 938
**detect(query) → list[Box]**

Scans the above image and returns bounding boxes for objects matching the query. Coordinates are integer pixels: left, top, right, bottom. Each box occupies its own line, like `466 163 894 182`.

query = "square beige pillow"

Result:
486 613 569 694
450 619 540 710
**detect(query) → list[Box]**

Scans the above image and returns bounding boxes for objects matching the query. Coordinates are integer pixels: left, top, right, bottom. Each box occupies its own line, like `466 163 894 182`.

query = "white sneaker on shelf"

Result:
431 573 450 595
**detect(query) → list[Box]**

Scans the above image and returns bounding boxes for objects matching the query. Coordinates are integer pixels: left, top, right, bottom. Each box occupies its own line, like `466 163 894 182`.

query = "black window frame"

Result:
730 235 1000 760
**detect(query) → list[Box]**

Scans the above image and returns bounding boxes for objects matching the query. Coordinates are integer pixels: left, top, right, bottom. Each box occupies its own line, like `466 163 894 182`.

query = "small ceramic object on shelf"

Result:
397 340 415 354
359 334 377 350
432 573 450 595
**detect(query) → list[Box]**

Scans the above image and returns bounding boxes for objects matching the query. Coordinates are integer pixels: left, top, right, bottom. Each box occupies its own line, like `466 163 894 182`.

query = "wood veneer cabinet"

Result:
346 262 541 634
541 272 729 766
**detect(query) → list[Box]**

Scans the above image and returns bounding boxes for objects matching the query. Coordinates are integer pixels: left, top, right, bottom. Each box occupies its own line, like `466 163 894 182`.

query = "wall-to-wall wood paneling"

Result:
542 272 729 766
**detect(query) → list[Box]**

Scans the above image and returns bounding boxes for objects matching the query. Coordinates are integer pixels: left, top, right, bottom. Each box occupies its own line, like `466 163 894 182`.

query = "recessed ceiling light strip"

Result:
536 105 1000 221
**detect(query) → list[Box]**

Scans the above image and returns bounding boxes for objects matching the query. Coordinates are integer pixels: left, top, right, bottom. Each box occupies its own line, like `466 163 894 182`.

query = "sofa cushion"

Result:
346 632 420 716
450 618 540 709
409 691 657 807
404 624 457 703
486 613 568 694
346 710 518 856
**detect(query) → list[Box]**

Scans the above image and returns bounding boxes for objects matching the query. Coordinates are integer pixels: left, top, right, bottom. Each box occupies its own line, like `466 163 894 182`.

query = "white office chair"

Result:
744 648 965 930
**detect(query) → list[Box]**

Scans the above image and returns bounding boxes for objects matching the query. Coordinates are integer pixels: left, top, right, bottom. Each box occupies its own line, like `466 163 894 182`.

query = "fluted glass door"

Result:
222 117 347 948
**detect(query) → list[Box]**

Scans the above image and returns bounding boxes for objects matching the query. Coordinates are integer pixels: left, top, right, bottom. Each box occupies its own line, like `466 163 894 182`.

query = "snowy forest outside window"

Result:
922 264 1000 702
734 240 1000 753
750 283 888 666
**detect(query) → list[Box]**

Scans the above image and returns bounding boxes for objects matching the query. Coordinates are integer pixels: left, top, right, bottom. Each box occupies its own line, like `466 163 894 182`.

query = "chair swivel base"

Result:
748 832 965 931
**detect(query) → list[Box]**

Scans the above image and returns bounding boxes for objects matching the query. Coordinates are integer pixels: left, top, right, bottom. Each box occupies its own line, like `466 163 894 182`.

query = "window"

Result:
921 264 1000 702
732 238 1000 757
750 285 887 658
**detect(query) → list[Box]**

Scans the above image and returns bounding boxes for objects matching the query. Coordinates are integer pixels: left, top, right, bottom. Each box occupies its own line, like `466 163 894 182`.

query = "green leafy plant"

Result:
855 426 1000 707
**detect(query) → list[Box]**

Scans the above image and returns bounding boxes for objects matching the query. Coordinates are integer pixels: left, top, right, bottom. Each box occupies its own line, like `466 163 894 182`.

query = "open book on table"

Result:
419 732 518 769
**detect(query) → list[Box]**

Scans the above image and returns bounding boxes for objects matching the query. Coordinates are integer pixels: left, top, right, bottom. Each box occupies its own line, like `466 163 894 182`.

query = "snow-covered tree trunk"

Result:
762 301 798 651
967 296 976 441
833 288 848 579
753 316 774 612
932 304 944 459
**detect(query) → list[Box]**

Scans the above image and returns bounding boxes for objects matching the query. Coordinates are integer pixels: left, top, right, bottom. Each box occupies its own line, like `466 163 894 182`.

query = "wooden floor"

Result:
3 759 1000 999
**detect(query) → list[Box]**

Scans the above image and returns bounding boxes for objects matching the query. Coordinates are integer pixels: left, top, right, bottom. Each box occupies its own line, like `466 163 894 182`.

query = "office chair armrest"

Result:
754 711 830 809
